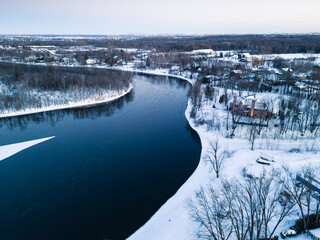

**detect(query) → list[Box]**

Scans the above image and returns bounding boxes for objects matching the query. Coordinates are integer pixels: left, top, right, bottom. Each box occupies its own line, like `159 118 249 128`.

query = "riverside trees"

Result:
188 166 320 240
0 63 132 113
188 173 295 240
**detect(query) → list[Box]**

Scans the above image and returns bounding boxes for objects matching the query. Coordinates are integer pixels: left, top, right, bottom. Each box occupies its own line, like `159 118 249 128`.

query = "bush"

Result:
293 214 320 234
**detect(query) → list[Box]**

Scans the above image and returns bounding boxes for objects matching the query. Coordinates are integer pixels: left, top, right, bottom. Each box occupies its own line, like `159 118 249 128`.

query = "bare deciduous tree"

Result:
189 174 296 240
249 124 258 151
187 187 233 240
204 138 230 178
276 166 318 232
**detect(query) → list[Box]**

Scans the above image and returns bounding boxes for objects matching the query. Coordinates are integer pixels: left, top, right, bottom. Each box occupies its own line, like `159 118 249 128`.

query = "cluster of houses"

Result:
3 44 319 95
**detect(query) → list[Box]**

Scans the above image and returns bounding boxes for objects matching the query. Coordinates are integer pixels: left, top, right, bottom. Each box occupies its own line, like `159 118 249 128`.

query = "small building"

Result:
229 95 276 119
62 57 74 64
282 67 293 72
232 69 243 74
86 59 98 65
295 81 308 90
26 55 37 62
170 65 180 73
191 49 214 55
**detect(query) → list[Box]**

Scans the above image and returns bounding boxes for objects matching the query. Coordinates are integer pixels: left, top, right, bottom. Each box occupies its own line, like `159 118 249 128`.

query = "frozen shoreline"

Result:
107 66 194 85
127 100 208 240
0 85 132 119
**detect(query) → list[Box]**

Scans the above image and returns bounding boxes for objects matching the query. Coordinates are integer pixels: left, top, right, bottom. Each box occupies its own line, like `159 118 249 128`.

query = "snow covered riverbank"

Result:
0 85 132 118
126 68 319 240
127 101 209 240
122 69 214 240
105 65 195 85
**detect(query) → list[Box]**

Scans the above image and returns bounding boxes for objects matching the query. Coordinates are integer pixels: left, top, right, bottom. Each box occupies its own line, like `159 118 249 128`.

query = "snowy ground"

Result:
289 234 313 240
251 53 320 61
0 137 55 162
126 68 319 240
128 99 316 240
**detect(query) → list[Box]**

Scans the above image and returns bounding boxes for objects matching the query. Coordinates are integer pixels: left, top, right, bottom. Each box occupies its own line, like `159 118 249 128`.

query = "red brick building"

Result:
229 95 276 119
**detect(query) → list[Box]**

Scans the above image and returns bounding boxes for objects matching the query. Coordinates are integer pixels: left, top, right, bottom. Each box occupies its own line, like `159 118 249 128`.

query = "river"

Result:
0 74 201 240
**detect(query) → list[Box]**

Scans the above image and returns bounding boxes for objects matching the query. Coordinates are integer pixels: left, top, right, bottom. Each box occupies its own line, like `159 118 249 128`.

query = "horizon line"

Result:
1 32 320 37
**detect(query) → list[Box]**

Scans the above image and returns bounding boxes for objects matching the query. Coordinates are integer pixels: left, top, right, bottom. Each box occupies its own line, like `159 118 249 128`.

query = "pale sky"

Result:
1 0 319 35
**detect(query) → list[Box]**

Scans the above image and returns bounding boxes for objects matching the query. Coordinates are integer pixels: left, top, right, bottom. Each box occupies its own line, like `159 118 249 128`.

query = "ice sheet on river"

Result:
0 136 55 161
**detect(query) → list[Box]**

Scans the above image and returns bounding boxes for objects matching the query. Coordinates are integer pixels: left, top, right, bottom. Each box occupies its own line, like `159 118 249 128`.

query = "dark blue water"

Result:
0 75 201 240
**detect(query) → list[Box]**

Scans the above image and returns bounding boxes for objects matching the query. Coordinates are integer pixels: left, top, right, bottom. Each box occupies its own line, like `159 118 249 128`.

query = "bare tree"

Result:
189 175 295 240
204 137 230 178
187 187 233 240
230 111 242 137
254 172 296 239
221 180 251 240
249 124 258 151
276 166 317 232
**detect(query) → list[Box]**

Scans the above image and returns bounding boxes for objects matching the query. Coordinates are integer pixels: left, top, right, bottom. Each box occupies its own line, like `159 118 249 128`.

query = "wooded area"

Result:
2 34 320 54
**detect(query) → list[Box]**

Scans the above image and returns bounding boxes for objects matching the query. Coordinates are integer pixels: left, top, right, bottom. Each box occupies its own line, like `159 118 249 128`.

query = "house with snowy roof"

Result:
229 95 277 119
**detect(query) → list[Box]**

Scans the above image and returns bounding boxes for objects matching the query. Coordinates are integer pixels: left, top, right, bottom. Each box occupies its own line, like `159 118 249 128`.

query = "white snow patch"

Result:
191 49 214 55
309 228 320 238
0 136 55 162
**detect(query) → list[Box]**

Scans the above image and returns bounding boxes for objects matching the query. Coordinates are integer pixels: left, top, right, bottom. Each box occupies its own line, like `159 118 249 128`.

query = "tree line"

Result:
2 34 320 54
0 62 131 91
0 62 132 113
